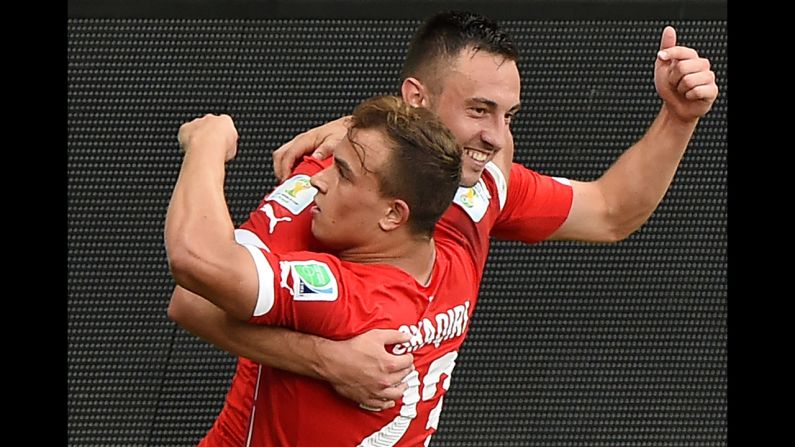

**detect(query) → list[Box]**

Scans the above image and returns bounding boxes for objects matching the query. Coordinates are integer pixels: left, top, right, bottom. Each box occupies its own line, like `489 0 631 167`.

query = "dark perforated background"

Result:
68 17 727 447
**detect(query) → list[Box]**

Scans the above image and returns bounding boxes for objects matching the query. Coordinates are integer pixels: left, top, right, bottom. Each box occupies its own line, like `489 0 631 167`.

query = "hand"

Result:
272 116 350 181
315 329 414 410
654 26 719 122
178 114 239 162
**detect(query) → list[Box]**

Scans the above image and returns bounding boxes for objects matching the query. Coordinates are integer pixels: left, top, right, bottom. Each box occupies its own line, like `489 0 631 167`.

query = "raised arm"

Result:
165 115 411 407
165 114 259 320
548 26 718 242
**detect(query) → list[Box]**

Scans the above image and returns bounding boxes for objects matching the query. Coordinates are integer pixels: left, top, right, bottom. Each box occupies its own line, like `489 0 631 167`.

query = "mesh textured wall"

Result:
68 19 727 446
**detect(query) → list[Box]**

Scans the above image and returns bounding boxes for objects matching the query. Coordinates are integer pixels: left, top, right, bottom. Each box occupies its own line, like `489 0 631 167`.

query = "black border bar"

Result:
68 0 727 20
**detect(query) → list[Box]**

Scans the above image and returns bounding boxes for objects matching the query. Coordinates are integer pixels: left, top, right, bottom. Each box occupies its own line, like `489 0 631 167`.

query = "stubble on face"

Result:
423 47 521 188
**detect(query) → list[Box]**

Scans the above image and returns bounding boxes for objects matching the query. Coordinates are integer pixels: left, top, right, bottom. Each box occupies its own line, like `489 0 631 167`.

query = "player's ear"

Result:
380 199 410 232
401 78 429 108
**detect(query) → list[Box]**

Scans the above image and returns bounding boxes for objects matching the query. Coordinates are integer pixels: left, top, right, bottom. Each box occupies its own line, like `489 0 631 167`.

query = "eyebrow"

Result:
468 97 521 114
335 155 355 180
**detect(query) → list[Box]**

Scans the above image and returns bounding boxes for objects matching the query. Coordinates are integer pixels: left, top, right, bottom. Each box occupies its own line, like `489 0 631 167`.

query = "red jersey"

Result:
199 157 328 447
201 158 573 446
239 234 477 446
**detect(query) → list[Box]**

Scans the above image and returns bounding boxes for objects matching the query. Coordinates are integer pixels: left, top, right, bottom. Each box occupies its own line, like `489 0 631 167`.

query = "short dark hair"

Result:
401 10 519 91
349 95 462 237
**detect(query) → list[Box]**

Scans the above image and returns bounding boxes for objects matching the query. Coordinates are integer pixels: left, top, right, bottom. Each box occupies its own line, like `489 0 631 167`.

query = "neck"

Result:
339 235 436 286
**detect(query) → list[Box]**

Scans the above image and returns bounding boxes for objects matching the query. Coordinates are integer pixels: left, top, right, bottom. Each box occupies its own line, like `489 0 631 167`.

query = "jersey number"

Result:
357 351 458 447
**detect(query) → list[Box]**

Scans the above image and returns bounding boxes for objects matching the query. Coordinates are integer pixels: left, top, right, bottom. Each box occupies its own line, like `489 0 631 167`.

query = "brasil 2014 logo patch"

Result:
266 174 318 215
453 180 490 222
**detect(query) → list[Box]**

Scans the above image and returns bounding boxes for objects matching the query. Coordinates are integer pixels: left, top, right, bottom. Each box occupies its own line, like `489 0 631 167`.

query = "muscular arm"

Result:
549 106 697 242
165 114 412 407
168 285 326 377
165 114 259 321
169 286 412 407
548 27 718 243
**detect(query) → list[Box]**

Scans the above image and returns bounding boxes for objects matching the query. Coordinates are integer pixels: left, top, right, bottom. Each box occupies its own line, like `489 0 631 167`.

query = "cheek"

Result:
344 198 382 225
332 185 382 217
445 119 477 145
327 198 360 223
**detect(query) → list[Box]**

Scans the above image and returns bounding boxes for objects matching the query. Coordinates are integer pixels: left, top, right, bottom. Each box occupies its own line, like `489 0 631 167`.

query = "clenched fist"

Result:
178 114 239 162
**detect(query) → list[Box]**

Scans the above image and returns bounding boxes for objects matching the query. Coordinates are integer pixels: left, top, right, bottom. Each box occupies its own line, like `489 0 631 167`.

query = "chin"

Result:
310 220 321 239
459 168 483 188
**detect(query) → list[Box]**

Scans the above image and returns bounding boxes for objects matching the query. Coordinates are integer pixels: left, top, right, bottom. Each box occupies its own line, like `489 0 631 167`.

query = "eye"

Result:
506 110 521 126
335 164 352 182
470 107 487 116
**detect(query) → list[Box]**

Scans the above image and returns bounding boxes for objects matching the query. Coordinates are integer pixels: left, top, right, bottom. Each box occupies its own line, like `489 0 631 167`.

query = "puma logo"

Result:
262 203 293 234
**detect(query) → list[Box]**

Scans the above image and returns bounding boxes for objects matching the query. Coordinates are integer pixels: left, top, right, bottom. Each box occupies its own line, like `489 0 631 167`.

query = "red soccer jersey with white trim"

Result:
200 158 573 446
199 157 330 447
492 163 574 243
240 235 477 446
433 161 573 277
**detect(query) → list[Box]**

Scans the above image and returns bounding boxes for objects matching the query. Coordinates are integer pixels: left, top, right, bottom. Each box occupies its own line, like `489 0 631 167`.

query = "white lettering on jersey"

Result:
260 203 293 234
359 352 458 447
266 174 317 215
391 301 471 354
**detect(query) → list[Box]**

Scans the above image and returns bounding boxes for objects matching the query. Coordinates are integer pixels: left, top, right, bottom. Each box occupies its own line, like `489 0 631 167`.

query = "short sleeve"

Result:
241 247 365 339
491 163 574 243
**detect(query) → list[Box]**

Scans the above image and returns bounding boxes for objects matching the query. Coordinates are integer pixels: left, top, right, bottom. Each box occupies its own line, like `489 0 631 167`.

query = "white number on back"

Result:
358 351 458 447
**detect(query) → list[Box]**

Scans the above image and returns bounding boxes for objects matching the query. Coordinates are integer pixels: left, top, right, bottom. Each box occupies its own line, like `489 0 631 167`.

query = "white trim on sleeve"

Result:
235 229 271 253
240 244 276 317
552 176 572 186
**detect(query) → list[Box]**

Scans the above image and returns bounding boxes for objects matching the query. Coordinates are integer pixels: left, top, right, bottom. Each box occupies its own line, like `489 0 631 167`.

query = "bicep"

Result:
546 180 616 242
179 242 261 321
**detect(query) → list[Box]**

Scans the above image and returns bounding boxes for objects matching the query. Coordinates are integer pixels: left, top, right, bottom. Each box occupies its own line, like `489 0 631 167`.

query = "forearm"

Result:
596 104 698 233
165 130 257 319
169 286 326 379
165 147 234 263
169 286 415 406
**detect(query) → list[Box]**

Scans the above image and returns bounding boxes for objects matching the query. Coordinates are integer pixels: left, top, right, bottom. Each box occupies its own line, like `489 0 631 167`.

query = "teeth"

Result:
466 149 488 162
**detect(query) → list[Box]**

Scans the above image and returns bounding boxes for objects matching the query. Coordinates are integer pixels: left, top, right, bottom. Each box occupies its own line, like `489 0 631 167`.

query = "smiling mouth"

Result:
465 148 490 163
